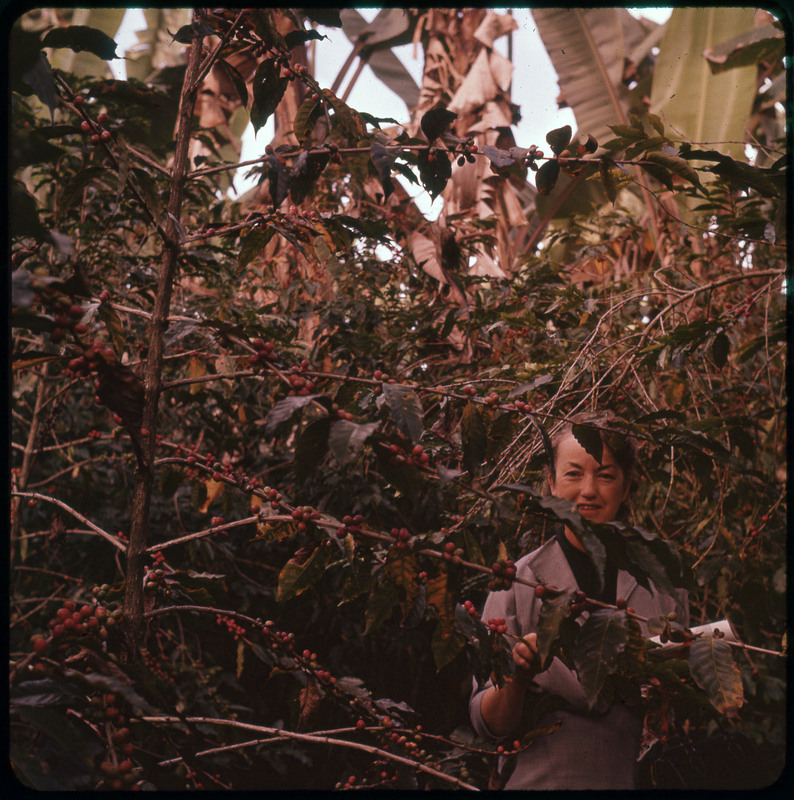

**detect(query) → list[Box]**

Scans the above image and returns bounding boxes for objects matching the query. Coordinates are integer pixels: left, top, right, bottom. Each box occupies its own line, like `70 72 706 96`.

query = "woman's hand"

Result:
512 632 541 684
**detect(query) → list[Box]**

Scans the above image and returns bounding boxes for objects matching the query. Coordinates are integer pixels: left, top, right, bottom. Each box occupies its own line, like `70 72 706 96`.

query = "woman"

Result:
469 412 688 790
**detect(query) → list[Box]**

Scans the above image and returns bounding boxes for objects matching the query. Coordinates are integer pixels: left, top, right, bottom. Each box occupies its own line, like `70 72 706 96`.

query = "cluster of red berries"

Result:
461 385 478 397
216 614 246 640
513 399 534 413
77 104 113 147
488 558 516 590
386 442 430 467
33 599 121 653
462 600 479 618
442 541 465 564
483 392 501 407
143 566 166 593
246 337 277 368
141 648 173 684
65 339 117 380
43 292 88 344
334 408 355 421
524 144 545 172
291 505 321 531
335 513 364 539
372 369 398 384
93 693 139 789
496 739 525 754
487 617 508 634
209 515 228 536
286 204 321 220
286 370 316 396
389 527 412 549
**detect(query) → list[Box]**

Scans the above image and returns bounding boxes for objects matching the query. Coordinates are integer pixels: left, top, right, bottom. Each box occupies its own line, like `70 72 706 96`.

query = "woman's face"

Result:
549 433 630 525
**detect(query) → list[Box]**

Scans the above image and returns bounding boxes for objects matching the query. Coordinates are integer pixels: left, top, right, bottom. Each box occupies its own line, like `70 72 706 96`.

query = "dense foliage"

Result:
10 7 786 791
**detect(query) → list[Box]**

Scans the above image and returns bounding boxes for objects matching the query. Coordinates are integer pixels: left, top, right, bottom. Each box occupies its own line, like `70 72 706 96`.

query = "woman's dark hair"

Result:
548 410 639 489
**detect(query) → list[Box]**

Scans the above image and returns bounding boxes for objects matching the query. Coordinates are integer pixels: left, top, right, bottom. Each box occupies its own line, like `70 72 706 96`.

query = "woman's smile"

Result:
549 434 630 526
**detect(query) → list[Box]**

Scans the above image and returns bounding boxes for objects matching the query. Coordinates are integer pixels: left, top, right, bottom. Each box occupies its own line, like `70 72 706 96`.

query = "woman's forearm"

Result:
479 672 533 738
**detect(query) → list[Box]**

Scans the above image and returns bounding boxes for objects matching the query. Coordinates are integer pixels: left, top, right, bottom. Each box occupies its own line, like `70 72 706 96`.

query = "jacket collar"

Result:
528 538 639 599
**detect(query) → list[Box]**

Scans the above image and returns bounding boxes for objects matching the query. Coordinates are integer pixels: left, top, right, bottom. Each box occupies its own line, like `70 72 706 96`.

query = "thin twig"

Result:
142 715 480 790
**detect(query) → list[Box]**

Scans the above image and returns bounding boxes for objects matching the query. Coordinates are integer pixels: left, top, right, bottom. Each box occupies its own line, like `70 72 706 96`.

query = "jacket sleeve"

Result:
468 581 528 740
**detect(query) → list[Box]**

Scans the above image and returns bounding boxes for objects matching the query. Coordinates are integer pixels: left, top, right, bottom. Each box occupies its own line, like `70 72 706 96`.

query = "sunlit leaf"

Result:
277 545 330 602
688 635 744 715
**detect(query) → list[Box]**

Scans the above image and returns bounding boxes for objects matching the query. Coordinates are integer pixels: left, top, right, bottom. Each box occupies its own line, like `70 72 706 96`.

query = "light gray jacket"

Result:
469 538 689 790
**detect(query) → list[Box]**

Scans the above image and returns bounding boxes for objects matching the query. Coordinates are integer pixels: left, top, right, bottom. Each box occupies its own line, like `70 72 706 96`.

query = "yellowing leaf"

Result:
188 356 207 395
198 478 224 513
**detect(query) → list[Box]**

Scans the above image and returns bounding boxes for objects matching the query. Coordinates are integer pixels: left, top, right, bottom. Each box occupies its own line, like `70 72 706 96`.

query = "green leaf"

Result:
417 148 452 200
535 591 574 669
535 159 560 195
649 7 757 162
290 149 330 204
293 95 325 143
251 59 289 134
320 88 364 141
284 29 326 50
538 495 585 540
12 707 103 776
304 9 343 27
295 417 331 480
97 301 126 356
238 226 275 269
381 383 424 443
370 142 395 199
277 546 330 602
711 331 730 369
217 58 248 107
59 166 110 213
637 159 673 190
479 144 516 170
420 106 458 141
264 154 292 209
600 160 620 202
327 420 379 465
571 422 603 463
431 624 466 671
545 124 572 156
642 151 702 188
365 582 399 633
703 22 785 74
688 635 744 715
42 25 118 60
573 608 628 707
265 394 323 436
461 403 487 477
533 8 646 147
10 678 82 708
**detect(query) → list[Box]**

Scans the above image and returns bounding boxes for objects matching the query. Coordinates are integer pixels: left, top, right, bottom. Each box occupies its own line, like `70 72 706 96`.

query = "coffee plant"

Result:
10 7 786 790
